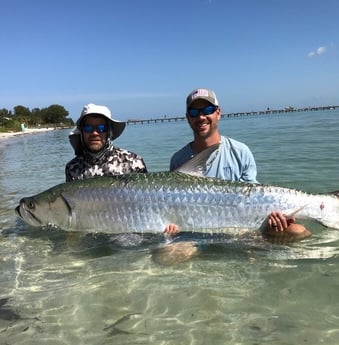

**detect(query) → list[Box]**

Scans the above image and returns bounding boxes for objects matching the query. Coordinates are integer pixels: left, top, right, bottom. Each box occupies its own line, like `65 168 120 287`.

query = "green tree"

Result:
30 108 42 126
0 108 12 118
14 105 30 121
41 104 69 124
0 108 13 129
1 104 73 131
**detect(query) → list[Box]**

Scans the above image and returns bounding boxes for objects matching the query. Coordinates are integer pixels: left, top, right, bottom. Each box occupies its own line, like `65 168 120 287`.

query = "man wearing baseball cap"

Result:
65 103 147 181
167 88 310 239
170 88 257 182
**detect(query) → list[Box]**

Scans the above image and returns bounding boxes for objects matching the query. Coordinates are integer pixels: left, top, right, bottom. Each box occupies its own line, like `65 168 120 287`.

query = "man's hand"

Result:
164 223 180 235
267 211 295 232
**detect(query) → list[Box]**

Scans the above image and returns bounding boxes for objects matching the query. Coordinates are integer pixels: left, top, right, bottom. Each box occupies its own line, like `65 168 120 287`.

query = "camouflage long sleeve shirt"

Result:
65 145 147 181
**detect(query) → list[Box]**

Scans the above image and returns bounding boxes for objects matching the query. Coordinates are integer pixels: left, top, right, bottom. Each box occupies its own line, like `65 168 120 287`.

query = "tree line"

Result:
0 104 74 132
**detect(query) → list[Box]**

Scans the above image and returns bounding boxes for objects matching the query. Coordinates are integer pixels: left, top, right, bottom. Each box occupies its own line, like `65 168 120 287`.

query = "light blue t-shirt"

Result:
170 136 258 183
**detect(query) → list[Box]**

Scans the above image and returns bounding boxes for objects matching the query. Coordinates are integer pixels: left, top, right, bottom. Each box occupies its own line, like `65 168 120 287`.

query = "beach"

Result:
0 127 60 141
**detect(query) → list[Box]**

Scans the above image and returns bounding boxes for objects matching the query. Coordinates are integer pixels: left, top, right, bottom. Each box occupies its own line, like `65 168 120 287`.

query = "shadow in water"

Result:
3 219 339 264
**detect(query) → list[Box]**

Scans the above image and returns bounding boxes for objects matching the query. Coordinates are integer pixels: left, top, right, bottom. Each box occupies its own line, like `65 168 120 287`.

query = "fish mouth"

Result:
15 203 42 227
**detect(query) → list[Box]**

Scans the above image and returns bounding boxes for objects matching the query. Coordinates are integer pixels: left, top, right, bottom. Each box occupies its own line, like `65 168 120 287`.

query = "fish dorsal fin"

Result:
175 143 220 177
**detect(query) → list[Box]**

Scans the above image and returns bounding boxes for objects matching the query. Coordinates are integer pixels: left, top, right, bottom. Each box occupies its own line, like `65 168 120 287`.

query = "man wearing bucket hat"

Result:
166 88 311 239
65 103 147 181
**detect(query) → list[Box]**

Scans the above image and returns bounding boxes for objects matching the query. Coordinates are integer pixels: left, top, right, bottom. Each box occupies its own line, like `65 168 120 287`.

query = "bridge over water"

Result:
127 105 338 125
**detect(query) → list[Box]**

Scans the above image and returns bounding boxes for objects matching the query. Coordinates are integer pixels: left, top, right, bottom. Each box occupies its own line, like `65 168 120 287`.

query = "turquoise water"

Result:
1 110 339 344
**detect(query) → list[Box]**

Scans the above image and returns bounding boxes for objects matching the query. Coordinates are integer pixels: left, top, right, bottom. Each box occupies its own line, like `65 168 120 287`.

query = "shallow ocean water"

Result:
0 110 339 344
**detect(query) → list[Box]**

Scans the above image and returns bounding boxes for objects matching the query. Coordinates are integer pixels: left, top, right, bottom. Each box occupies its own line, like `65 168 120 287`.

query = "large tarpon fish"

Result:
15 146 339 234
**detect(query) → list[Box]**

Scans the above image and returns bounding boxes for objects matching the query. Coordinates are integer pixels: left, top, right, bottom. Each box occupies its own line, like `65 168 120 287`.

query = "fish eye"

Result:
26 199 35 210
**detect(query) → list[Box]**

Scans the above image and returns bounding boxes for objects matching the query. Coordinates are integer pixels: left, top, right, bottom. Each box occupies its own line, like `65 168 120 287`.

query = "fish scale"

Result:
15 172 339 234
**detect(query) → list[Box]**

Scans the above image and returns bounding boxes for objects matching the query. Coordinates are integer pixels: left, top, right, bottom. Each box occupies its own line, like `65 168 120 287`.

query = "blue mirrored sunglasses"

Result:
82 124 108 133
187 105 218 118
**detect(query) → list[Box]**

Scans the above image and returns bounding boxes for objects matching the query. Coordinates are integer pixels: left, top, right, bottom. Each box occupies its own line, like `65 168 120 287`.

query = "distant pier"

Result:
127 105 338 125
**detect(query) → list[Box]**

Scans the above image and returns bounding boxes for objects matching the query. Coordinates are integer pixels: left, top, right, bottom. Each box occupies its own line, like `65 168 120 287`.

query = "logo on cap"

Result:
191 89 210 100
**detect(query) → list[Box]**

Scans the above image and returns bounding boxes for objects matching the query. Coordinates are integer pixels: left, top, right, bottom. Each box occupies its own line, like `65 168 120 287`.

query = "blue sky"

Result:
1 0 339 121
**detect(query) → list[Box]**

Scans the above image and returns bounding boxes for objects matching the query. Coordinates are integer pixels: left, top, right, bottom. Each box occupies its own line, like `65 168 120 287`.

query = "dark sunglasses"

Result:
187 105 218 118
82 124 108 133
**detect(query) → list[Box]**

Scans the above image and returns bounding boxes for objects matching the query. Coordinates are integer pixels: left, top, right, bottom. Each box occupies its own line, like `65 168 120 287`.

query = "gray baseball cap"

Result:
186 88 219 109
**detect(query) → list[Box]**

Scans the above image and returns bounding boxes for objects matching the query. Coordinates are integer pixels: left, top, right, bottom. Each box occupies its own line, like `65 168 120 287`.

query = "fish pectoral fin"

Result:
175 144 220 176
60 192 76 227
286 205 307 218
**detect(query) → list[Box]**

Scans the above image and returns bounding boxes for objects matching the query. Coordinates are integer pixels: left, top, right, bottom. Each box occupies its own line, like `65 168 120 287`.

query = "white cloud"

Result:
317 46 326 55
308 45 327 58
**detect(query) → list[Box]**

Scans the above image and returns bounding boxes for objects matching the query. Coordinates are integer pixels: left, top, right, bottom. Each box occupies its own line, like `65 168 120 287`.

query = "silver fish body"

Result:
15 172 339 234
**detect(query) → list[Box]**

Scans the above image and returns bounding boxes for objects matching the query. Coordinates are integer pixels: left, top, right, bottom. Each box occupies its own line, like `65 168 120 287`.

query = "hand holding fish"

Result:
264 211 311 239
268 211 295 232
164 223 180 235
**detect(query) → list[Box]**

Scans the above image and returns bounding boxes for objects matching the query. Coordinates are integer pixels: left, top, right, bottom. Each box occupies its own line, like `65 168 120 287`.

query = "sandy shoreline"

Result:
0 128 62 141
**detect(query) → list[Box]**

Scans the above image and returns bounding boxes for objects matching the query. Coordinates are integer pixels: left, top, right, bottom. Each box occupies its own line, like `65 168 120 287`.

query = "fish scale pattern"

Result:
17 172 339 233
